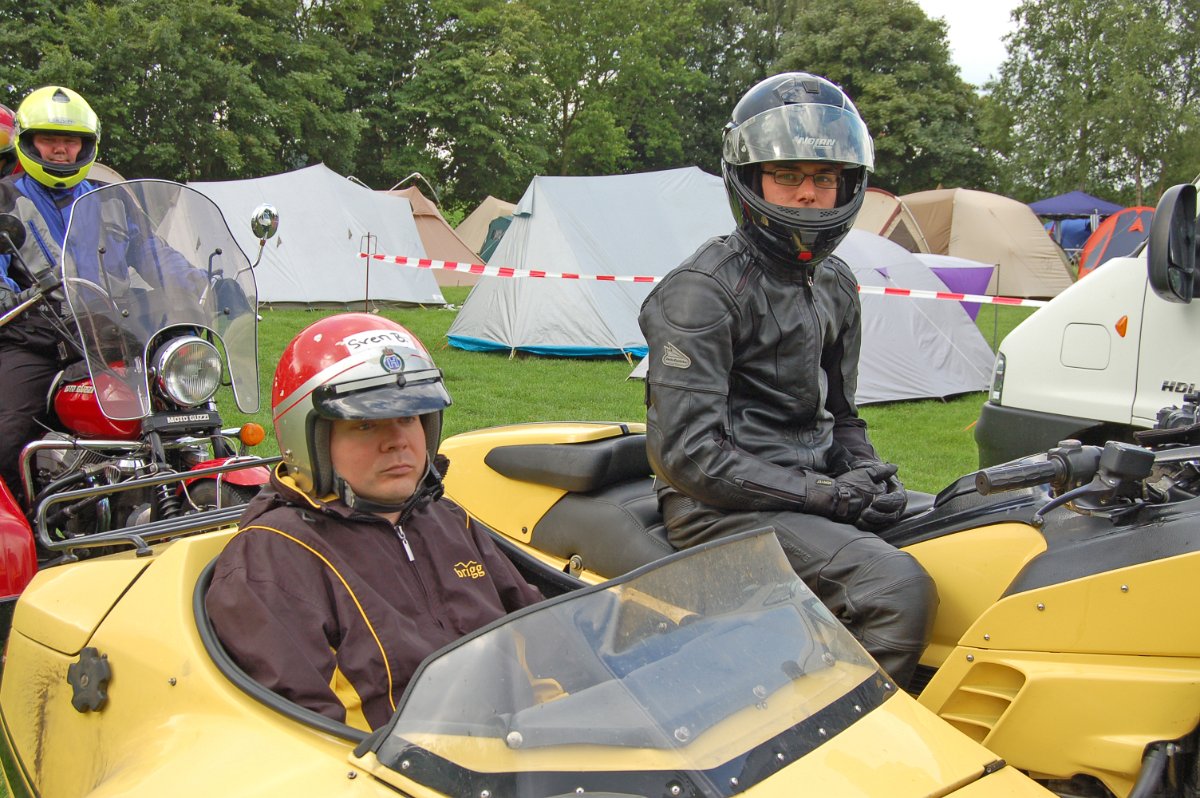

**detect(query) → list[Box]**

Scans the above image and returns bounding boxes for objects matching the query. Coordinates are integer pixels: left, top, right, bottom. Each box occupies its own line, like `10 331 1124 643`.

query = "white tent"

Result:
629 230 997 403
448 168 734 356
190 164 445 306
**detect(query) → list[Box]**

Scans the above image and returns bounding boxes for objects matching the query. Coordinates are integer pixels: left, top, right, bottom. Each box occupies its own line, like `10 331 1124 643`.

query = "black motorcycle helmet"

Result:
722 72 874 265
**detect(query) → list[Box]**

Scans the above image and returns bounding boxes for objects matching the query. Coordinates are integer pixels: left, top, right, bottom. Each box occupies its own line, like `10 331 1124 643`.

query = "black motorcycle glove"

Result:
837 461 898 498
855 472 908 532
805 470 873 524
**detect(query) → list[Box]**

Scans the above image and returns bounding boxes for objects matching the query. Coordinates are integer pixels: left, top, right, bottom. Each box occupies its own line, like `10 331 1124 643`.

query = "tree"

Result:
378 0 553 204
775 0 991 195
983 0 1195 204
10 0 364 181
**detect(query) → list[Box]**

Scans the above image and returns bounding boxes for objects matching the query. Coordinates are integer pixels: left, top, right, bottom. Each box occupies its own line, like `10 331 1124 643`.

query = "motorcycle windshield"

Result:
61 180 259 420
370 530 888 796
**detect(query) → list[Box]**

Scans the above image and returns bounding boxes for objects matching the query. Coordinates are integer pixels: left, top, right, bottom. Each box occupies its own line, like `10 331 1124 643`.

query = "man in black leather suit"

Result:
638 72 936 689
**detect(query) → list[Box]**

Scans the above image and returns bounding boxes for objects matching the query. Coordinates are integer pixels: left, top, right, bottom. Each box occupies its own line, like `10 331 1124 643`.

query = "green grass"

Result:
216 289 1035 495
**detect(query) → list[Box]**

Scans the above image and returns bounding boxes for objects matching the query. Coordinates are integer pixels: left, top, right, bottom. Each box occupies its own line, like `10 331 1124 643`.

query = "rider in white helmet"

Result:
206 313 543 731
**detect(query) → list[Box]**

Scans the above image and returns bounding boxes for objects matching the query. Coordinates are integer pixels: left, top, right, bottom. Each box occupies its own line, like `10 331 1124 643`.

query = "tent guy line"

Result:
359 252 1051 308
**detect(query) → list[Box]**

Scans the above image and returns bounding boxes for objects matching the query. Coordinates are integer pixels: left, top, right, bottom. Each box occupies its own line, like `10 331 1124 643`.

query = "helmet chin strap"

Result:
336 459 446 523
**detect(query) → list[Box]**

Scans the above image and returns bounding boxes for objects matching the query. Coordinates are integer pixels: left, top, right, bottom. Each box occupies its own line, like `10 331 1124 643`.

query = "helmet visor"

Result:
313 369 451 420
723 104 874 170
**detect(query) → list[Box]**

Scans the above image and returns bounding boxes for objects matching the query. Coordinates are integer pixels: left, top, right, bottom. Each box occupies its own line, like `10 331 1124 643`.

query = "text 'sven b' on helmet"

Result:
14 86 101 189
272 313 452 503
722 72 874 265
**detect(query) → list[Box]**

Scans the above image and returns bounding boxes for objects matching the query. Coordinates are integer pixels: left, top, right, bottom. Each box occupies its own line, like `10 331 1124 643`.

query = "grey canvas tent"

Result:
448 168 734 356
630 230 995 404
190 164 445 306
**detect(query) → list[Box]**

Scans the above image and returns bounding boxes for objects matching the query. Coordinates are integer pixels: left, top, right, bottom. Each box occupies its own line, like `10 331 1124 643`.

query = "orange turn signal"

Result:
1115 315 1128 338
239 423 267 447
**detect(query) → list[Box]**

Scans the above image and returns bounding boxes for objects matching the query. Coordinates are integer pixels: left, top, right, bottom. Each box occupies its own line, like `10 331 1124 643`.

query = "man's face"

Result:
760 161 843 210
32 133 84 164
329 416 427 511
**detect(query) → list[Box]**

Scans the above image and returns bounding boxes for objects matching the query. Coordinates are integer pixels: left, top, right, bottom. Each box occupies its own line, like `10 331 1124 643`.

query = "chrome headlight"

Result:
154 337 223 407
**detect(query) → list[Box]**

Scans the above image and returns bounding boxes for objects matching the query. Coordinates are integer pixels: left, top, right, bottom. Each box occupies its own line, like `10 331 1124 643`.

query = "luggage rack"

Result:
34 456 281 558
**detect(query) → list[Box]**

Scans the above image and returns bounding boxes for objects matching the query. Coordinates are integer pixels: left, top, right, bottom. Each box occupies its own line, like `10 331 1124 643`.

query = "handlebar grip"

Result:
975 460 1061 495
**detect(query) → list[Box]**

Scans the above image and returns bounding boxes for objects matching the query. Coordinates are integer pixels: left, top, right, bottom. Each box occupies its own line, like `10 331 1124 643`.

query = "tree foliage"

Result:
1 0 1189 211
983 0 1199 204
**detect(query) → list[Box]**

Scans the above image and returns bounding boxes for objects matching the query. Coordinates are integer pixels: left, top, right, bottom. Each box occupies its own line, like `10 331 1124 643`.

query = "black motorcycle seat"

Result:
531 477 674 579
484 434 651 494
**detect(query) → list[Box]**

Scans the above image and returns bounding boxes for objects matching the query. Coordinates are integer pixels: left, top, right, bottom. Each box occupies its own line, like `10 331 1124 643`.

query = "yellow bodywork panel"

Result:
963 549 1200 656
905 522 1046 667
441 421 644 545
922 649 1200 797
0 528 397 798
12 554 152 656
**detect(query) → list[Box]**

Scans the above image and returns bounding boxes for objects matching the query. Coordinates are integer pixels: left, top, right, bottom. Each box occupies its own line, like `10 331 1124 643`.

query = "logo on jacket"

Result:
454 560 486 579
662 342 692 369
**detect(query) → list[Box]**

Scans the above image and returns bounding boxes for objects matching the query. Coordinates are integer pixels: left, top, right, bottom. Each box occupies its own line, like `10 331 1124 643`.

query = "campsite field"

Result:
218 289 1034 495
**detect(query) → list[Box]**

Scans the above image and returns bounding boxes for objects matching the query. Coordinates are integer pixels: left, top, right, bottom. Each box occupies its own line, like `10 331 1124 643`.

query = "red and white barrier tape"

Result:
361 253 1050 308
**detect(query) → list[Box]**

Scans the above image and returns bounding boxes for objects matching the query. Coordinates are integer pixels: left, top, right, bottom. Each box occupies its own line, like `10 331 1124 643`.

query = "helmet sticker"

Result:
379 347 405 373
340 329 421 353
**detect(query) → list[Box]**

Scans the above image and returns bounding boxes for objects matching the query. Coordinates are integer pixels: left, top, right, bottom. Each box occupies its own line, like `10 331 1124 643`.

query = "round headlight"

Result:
154 338 223 407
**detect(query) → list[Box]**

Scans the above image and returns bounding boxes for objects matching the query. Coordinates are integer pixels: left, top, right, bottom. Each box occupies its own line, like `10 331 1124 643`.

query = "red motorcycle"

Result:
0 180 278 608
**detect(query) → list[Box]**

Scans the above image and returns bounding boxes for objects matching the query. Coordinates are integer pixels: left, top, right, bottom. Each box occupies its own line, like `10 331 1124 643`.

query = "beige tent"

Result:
385 186 483 287
854 187 930 253
455 195 516 255
901 188 1074 298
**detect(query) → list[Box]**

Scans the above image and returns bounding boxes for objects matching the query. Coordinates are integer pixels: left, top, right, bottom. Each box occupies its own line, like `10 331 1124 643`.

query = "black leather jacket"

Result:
639 227 877 512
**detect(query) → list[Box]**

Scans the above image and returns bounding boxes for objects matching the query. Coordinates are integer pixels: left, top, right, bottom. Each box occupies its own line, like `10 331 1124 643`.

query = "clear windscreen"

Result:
61 180 259 419
369 530 885 796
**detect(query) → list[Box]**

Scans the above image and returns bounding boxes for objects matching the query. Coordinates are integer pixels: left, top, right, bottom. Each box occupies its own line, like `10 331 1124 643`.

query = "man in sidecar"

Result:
206 314 544 731
638 72 937 690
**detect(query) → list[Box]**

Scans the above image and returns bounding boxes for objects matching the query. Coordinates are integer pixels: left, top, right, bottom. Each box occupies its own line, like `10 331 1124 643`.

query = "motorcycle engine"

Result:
33 432 111 485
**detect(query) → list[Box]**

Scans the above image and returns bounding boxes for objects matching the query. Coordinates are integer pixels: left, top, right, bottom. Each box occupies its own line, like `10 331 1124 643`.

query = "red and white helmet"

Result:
272 313 451 501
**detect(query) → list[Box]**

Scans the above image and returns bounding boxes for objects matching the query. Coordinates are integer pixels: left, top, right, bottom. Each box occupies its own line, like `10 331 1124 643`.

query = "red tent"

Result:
1078 206 1153 277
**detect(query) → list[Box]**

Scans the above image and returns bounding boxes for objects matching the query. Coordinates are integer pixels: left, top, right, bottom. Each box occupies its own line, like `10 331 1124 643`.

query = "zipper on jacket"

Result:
395 524 415 561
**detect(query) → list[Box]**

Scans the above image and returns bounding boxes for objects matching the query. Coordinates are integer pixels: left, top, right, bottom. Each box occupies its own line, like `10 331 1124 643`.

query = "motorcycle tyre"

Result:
186 481 259 512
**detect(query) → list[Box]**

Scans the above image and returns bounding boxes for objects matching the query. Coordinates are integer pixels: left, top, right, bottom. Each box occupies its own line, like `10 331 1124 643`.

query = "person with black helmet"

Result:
206 313 543 731
638 73 936 690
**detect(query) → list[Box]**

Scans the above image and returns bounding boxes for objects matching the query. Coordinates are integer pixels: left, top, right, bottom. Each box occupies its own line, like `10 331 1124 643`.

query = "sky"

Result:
912 0 1022 87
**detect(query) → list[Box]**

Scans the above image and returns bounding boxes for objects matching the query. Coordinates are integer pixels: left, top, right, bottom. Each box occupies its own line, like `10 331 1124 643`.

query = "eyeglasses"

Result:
761 169 841 190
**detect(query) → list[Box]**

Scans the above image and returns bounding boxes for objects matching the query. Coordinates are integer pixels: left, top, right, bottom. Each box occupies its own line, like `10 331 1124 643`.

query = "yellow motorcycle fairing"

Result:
918 550 1200 798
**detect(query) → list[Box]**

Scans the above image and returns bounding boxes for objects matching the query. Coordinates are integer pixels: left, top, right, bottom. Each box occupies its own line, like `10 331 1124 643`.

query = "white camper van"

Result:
974 177 1199 467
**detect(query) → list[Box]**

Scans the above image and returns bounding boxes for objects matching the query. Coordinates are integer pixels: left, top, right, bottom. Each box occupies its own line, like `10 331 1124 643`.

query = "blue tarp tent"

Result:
1029 191 1123 219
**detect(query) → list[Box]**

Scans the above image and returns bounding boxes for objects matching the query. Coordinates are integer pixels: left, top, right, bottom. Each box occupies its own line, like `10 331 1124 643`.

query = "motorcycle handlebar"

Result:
975 459 1062 495
0 285 47 328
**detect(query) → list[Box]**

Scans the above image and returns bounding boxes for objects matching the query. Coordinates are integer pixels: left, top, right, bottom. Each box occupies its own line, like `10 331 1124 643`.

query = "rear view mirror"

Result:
1148 182 1197 303
0 213 26 255
250 204 279 241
